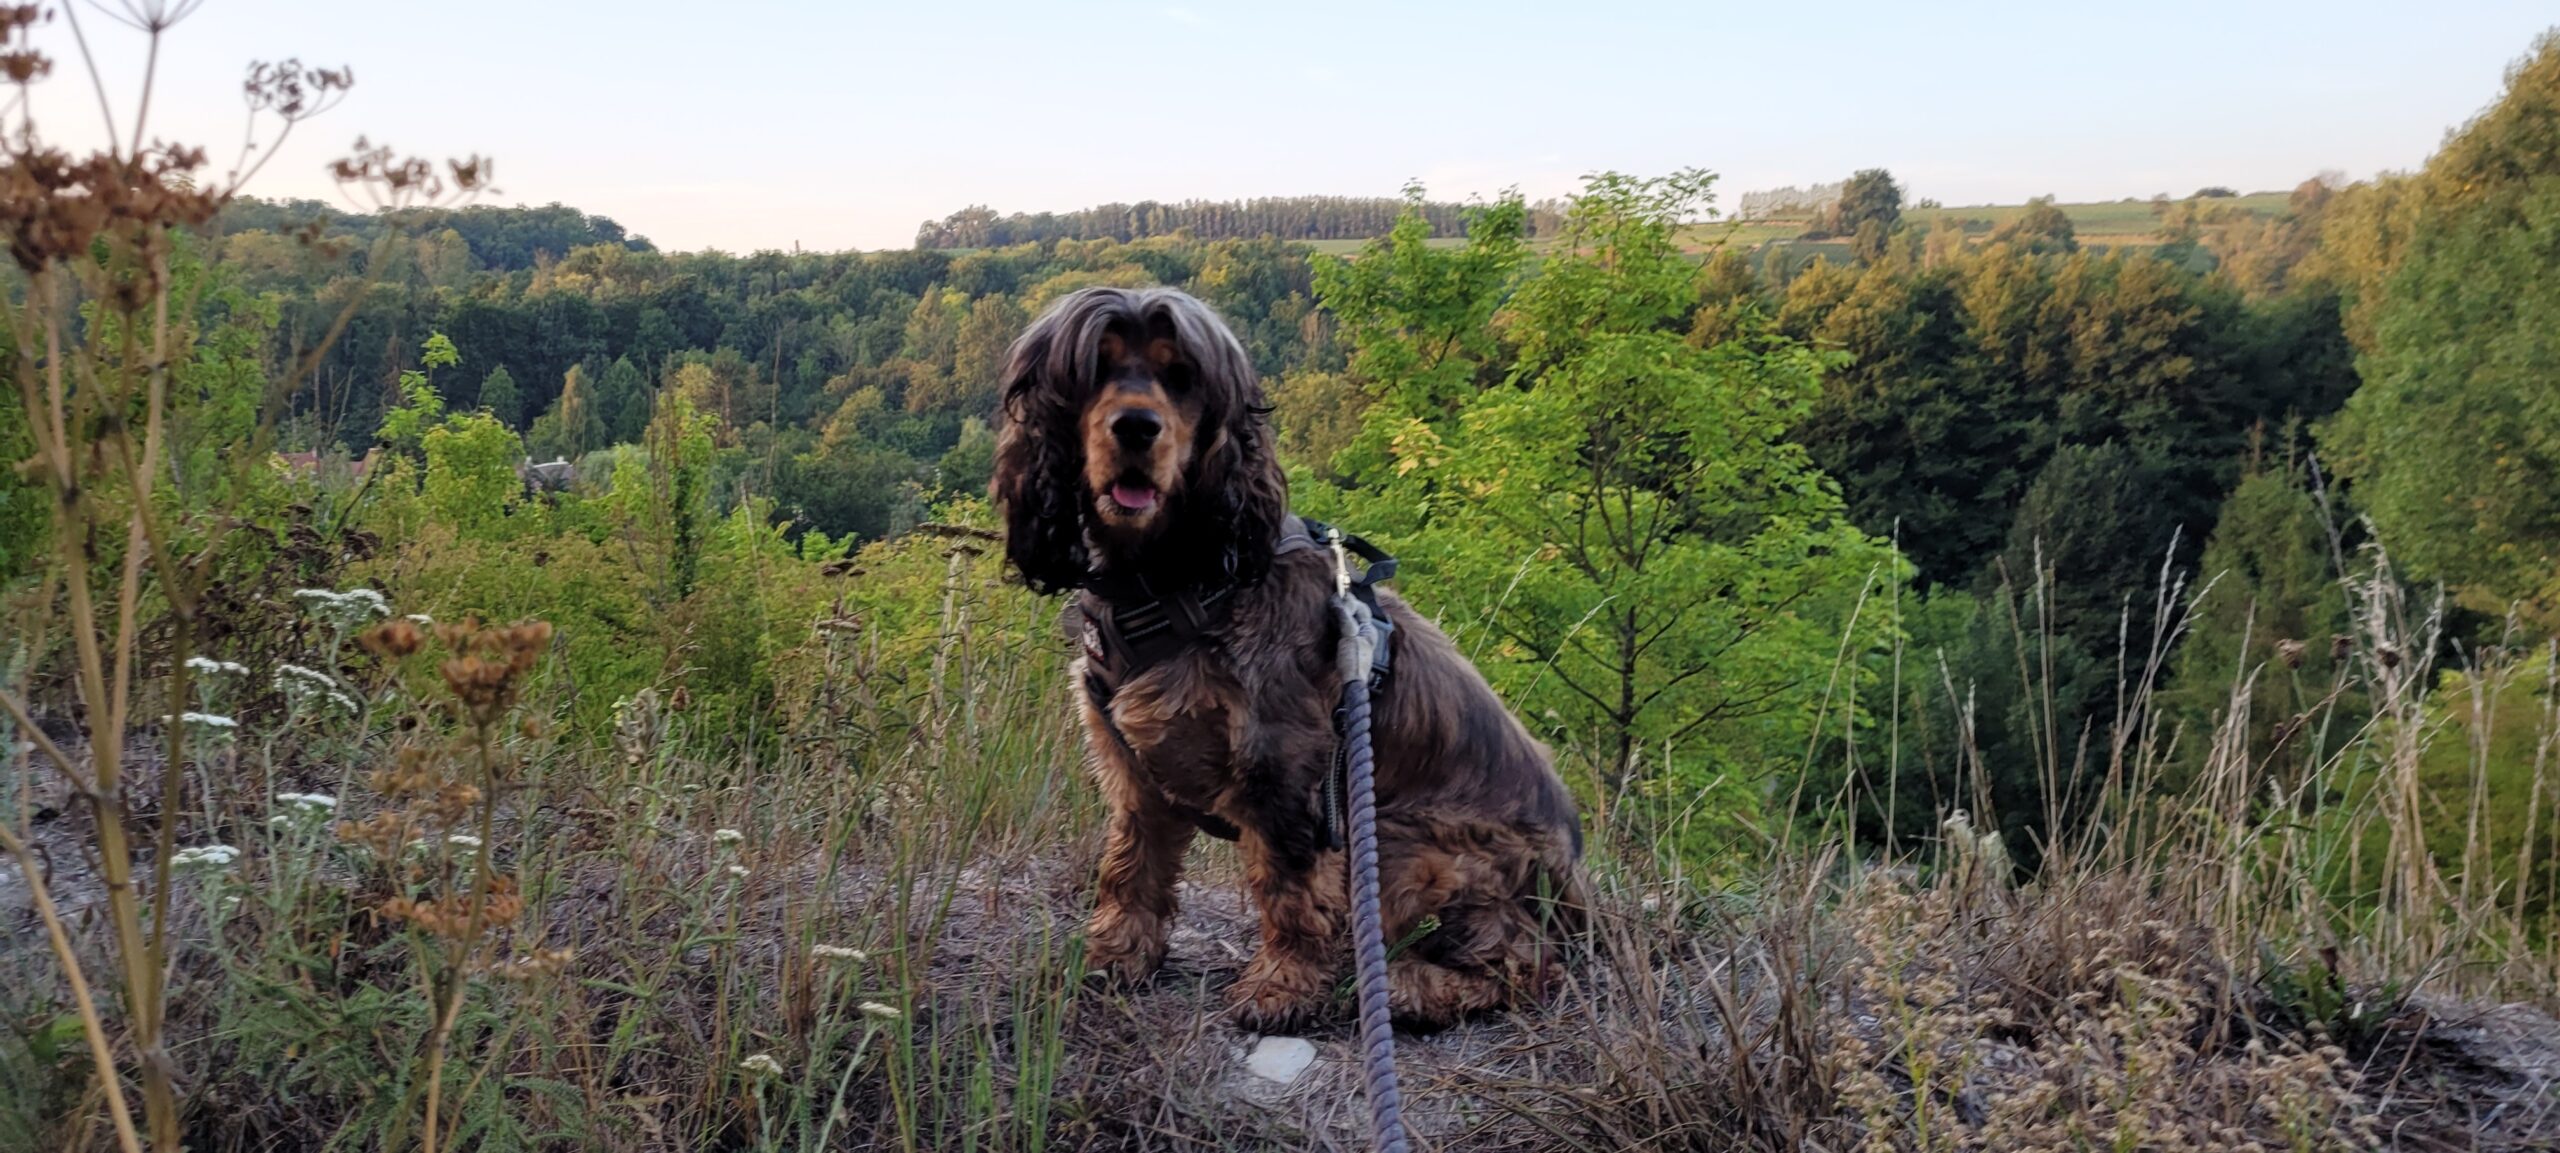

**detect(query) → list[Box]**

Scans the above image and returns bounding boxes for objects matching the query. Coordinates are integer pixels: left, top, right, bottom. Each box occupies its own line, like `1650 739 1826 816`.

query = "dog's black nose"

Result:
1111 409 1162 450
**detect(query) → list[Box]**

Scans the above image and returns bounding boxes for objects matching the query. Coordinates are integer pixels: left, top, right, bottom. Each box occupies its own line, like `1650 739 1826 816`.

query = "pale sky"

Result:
25 1 2554 252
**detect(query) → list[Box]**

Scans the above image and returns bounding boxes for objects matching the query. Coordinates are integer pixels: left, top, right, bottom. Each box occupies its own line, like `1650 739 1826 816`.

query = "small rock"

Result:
1246 1036 1317 1085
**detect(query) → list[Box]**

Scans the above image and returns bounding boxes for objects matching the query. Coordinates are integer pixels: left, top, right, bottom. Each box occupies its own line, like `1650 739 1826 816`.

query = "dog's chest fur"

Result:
1080 653 1245 817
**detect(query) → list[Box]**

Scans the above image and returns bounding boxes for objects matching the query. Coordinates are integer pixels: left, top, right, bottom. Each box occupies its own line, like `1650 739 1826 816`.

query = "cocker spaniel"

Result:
991 285 1584 1030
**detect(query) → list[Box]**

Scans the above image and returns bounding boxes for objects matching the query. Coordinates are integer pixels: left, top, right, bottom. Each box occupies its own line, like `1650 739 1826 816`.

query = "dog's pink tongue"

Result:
1111 483 1158 511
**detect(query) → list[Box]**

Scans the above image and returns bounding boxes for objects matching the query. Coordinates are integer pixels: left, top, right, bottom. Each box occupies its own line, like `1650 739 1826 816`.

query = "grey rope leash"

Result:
1328 529 1410 1153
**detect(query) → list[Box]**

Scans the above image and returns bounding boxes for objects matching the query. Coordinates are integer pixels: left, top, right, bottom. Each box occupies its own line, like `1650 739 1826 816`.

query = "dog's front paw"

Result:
1227 952 1333 1031
1083 906 1169 986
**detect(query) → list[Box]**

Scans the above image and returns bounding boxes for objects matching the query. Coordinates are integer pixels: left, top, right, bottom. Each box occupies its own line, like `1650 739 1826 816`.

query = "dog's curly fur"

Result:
992 286 1586 1031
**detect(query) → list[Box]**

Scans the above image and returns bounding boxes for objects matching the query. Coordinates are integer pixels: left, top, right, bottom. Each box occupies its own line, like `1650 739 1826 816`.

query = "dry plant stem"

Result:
0 820 145 1153
25 269 187 1151
422 719 505 1153
116 247 197 1085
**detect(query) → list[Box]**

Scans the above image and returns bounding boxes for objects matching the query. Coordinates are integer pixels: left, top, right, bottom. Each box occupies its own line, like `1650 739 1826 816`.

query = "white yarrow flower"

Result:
712 827 744 847
178 711 238 731
294 587 392 632
275 664 355 714
271 792 337 831
811 945 868 962
172 844 241 875
857 1001 901 1021
185 656 248 677
726 864 750 879
447 834 483 849
738 1053 784 1077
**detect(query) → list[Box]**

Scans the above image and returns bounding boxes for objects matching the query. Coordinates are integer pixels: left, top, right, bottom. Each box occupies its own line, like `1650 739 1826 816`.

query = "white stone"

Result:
1245 1036 1317 1085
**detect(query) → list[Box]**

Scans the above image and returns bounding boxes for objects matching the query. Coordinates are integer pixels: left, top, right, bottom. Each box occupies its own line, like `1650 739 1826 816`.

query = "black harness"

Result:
1073 515 1398 849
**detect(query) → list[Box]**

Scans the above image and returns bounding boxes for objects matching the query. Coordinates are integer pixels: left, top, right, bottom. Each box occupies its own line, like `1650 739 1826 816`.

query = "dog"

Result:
991 286 1585 1030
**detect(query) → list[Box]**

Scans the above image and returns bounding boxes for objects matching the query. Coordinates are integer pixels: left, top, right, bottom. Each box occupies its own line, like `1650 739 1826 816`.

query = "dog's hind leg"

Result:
1378 816 1577 1029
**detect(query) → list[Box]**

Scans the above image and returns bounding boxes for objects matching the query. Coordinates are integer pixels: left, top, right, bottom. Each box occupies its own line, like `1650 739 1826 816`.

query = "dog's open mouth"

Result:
1106 478 1160 514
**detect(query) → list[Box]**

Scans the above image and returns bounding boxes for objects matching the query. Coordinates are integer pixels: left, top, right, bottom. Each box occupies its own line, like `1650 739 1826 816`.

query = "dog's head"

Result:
991 287 1283 595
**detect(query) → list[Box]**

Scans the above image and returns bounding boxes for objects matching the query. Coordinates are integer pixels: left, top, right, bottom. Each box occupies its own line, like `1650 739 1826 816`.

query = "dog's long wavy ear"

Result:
1161 293 1287 587
990 299 1093 595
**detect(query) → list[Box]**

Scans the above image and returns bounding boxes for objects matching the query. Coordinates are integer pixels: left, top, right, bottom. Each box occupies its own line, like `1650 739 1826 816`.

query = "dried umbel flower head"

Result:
0 138 227 275
0 7 44 88
361 617 423 658
434 617 553 726
377 874 523 938
367 745 441 799
337 809 418 863
330 135 494 211
242 59 353 122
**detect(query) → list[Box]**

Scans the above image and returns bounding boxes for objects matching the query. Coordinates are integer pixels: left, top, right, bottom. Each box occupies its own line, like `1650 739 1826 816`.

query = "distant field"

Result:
1905 191 2290 244
1291 192 2295 258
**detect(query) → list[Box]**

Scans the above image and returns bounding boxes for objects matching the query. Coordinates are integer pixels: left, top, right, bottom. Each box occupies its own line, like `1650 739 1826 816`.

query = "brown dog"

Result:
991 286 1584 1030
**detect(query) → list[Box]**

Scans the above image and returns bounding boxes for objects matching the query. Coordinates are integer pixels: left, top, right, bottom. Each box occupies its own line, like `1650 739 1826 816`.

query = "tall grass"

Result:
10 496 2557 1149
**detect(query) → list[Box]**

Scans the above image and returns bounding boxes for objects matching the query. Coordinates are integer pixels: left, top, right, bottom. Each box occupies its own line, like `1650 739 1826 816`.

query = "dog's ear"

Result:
991 303 1090 595
1166 296 1287 587
1192 402 1287 587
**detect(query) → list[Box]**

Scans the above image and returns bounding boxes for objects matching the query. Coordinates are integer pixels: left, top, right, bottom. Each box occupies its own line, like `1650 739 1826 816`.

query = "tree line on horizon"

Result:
913 192 1570 248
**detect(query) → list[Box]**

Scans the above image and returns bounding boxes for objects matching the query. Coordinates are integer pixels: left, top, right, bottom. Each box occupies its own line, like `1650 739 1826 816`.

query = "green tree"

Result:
377 332 459 455
596 355 651 444
529 362 608 461
1312 182 1526 431
2323 33 2560 619
950 293 1028 413
1990 196 2078 253
2164 458 2359 787
476 365 521 428
934 417 996 496
421 411 525 533
1322 174 1896 838
1838 169 1903 231
1994 441 2189 656
1837 168 1903 261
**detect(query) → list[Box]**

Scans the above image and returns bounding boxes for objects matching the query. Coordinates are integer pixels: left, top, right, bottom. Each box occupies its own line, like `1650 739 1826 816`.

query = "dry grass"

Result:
7 521 2559 1150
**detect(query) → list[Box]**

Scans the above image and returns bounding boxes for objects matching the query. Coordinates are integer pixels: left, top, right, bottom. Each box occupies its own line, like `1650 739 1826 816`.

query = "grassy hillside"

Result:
1907 190 2292 244
1302 191 2292 258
